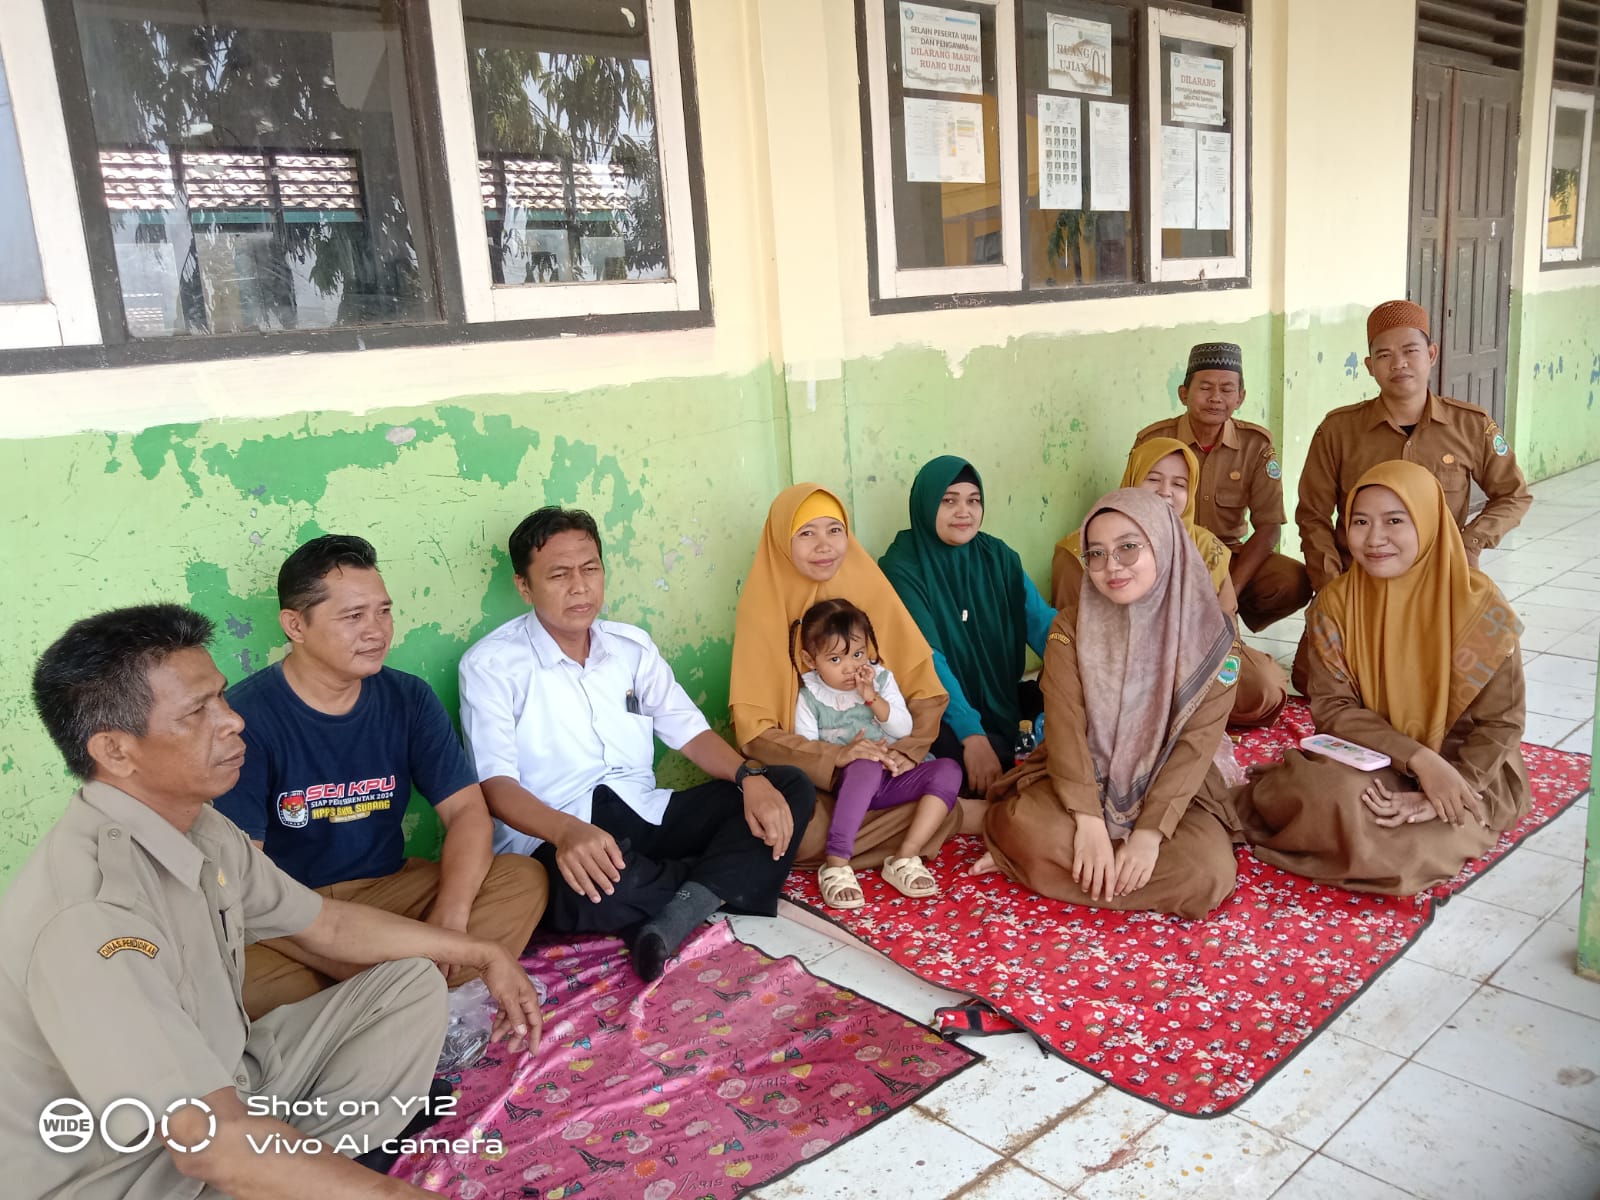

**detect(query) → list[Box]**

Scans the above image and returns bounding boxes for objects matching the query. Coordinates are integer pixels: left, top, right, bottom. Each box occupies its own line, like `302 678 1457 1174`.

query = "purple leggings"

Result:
824 755 963 861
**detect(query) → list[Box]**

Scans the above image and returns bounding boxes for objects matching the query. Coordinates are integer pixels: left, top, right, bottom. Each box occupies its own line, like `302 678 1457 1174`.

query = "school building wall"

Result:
1 0 1595 885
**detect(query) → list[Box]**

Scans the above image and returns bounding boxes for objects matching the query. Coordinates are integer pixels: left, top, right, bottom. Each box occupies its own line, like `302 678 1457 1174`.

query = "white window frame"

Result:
1542 87 1593 265
863 0 1021 299
0 1 100 349
429 0 701 323
1143 6 1247 283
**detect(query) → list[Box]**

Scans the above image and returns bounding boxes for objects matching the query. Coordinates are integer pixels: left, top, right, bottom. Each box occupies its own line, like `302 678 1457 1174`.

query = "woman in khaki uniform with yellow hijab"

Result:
1234 461 1529 894
1053 439 1287 727
973 488 1244 919
731 484 961 877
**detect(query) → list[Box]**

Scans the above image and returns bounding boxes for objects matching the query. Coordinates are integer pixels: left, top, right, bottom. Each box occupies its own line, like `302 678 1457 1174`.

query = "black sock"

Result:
632 882 723 981
354 1076 453 1174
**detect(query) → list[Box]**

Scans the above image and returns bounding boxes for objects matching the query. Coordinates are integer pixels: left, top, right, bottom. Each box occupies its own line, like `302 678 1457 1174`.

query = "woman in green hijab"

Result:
880 456 1056 809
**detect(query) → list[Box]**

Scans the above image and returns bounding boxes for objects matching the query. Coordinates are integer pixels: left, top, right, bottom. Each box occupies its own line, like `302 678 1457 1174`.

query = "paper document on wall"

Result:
1159 125 1196 229
1197 131 1231 230
904 96 987 183
1038 94 1082 210
900 2 984 95
1169 52 1224 125
1087 100 1130 211
1046 13 1112 95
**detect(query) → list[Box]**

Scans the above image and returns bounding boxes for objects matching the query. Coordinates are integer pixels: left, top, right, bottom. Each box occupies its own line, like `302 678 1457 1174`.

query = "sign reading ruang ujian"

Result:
1046 13 1113 96
899 2 984 95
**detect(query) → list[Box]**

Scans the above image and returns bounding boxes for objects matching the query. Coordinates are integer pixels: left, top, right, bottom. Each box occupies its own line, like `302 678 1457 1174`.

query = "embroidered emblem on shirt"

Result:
1265 460 1281 480
1492 434 1508 457
1048 631 1073 649
1217 654 1241 687
98 937 159 960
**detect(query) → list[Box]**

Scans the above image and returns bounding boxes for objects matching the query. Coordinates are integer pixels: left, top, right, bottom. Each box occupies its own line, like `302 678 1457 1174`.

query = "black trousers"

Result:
534 766 815 934
930 679 1045 793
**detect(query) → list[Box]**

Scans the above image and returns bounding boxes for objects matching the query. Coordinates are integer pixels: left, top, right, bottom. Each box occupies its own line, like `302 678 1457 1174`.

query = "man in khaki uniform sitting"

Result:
1135 341 1313 633
2 604 542 1199
1297 299 1532 591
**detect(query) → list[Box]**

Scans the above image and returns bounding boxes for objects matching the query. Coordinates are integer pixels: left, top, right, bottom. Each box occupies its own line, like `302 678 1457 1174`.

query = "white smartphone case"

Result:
1299 733 1392 771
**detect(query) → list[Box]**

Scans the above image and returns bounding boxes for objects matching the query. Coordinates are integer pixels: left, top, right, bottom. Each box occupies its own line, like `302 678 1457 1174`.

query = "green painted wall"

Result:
0 292 1585 887
1 367 787 881
1510 284 1600 482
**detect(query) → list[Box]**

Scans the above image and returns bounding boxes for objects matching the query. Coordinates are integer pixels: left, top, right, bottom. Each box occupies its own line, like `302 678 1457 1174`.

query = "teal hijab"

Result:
879 456 1029 739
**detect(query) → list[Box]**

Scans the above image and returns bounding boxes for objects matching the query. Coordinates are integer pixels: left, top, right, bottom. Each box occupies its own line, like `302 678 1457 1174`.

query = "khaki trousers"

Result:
1231 550 1313 632
244 854 547 1020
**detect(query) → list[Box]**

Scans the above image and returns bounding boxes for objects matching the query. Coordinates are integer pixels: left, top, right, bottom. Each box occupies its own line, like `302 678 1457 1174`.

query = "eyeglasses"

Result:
1081 541 1147 572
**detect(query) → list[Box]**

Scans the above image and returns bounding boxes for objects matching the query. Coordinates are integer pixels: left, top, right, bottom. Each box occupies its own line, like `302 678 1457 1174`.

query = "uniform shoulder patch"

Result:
1265 459 1282 480
98 936 159 960
1217 654 1241 686
1048 630 1074 649
1493 433 1509 457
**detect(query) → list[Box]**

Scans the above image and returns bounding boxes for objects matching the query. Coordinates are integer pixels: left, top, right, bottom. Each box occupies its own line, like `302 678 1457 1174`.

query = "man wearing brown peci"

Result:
1134 341 1312 633
1296 300 1531 593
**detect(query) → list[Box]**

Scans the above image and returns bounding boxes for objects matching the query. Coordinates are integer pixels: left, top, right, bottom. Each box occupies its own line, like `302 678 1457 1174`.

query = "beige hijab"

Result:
1076 488 1235 837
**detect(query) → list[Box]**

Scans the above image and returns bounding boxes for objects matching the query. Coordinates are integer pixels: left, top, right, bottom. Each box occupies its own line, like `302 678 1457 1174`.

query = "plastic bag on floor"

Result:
436 968 548 1073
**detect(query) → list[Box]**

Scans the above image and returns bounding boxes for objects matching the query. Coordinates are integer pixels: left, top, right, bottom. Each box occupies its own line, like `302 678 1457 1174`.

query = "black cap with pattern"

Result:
1184 342 1244 385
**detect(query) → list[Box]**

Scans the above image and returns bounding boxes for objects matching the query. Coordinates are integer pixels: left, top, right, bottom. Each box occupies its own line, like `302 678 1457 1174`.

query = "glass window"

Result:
71 0 437 338
883 0 1003 270
0 51 46 304
1547 103 1587 253
1155 31 1236 262
1020 1 1134 288
463 0 671 287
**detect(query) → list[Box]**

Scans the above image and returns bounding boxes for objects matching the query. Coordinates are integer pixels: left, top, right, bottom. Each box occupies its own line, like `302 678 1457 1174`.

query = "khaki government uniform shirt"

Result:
1134 413 1286 547
0 782 322 1200
1296 393 1532 591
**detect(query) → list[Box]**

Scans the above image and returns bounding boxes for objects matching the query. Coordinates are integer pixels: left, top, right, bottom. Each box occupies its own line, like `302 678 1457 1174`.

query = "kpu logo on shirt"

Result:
276 778 397 829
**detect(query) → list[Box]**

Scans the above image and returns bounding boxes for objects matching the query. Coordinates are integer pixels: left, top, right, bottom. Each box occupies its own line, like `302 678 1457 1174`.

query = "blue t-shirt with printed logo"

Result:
215 662 478 889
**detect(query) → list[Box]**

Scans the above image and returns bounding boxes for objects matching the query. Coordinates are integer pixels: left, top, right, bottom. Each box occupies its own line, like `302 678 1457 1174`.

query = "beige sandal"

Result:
818 864 866 910
882 855 939 899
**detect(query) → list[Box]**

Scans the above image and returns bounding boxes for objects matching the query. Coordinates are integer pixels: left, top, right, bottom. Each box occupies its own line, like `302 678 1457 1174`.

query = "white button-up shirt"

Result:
458 613 711 854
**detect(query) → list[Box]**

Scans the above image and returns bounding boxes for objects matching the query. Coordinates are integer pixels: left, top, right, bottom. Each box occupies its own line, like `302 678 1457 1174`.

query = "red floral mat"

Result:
781 699 1592 1117
394 920 979 1197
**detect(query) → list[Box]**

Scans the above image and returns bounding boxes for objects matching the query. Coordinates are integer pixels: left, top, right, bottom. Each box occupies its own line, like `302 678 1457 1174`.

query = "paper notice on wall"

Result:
1038 94 1082 210
1197 130 1231 229
1087 100 1130 211
1160 125 1196 229
1046 13 1112 95
904 96 987 183
1169 52 1224 125
900 2 984 95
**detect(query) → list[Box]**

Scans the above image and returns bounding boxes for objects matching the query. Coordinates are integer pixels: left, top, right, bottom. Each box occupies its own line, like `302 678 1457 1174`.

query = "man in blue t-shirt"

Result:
216 535 547 1018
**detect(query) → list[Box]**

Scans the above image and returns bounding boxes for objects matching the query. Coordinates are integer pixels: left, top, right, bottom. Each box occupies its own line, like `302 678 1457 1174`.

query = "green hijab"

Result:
879 456 1029 739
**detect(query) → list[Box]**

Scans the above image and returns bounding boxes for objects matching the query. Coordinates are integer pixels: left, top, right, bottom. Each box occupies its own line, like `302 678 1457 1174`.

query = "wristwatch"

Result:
735 759 769 786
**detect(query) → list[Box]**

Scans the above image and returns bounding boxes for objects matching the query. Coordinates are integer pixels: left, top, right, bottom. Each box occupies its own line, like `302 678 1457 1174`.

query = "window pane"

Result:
1547 103 1586 252
1585 108 1600 260
464 0 670 287
1157 33 1236 261
73 0 436 338
1020 2 1134 288
0 52 46 303
884 0 1003 270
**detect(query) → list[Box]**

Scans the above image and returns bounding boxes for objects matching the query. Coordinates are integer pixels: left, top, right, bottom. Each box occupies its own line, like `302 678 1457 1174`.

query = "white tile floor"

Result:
729 461 1600 1200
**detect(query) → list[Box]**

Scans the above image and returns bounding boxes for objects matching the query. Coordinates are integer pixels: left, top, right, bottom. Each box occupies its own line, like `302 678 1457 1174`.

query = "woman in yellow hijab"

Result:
1234 461 1530 894
731 484 961 869
1052 438 1287 726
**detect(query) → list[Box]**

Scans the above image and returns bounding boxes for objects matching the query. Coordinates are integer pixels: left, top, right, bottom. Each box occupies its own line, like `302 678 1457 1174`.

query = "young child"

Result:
791 598 961 910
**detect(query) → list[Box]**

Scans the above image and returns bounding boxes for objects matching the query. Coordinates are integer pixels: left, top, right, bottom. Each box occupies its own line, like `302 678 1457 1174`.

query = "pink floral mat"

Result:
394 920 979 1197
780 698 1591 1116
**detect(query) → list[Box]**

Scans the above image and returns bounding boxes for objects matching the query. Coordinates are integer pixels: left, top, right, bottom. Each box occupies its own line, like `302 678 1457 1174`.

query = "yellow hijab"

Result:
1311 460 1521 749
730 484 946 747
1057 439 1232 593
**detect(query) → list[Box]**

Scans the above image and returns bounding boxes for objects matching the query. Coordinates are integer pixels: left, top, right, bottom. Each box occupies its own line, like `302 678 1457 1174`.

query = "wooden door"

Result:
1407 59 1519 427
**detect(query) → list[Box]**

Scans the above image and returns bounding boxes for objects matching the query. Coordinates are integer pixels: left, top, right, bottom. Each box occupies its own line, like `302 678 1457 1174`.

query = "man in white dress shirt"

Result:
459 507 816 981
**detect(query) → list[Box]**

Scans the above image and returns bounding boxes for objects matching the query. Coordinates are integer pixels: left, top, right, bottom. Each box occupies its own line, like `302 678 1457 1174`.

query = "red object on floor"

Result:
392 921 979 1197
781 699 1591 1117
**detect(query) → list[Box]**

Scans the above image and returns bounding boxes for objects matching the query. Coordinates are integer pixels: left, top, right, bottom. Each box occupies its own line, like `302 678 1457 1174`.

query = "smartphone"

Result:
1299 733 1391 771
